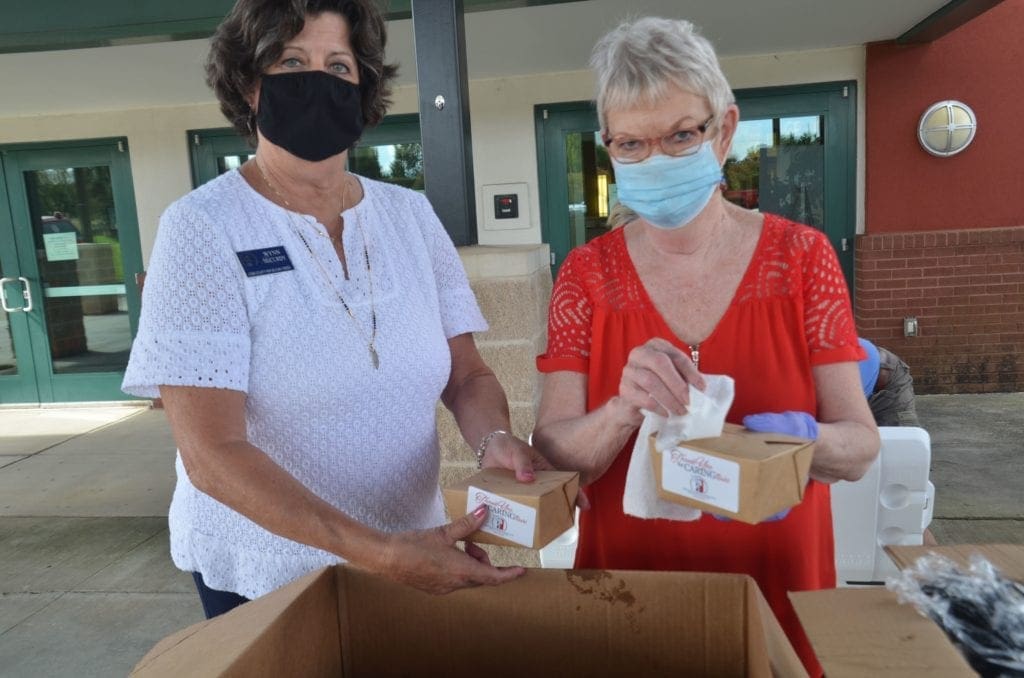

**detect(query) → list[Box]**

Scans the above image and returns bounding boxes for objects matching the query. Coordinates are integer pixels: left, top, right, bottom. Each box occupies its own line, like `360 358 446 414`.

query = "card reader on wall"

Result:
494 194 518 219
481 182 530 231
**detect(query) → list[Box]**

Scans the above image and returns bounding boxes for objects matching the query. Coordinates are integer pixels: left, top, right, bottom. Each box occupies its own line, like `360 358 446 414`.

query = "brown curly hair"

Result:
206 0 398 145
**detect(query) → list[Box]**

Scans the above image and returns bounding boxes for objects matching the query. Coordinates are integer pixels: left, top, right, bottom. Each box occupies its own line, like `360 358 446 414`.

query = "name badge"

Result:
236 247 294 277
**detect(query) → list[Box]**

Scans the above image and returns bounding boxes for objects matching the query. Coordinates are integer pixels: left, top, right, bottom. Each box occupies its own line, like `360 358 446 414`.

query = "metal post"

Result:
411 0 477 246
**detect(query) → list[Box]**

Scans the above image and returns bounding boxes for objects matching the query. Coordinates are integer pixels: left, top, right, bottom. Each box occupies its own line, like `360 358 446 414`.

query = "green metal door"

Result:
534 104 606 271
187 128 255 187
732 82 857 285
0 139 144 403
0 230 38 402
536 82 857 284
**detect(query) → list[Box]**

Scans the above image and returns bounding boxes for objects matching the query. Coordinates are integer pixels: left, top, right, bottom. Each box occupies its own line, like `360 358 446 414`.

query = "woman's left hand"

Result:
480 431 552 482
482 433 591 509
708 411 818 524
743 411 819 439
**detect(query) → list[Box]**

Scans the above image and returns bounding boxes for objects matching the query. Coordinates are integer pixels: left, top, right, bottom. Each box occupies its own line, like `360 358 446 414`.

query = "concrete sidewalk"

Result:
0 394 1022 677
0 406 199 678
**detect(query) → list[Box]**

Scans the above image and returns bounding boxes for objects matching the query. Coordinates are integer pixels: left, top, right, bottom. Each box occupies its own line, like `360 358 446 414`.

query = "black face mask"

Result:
256 70 365 162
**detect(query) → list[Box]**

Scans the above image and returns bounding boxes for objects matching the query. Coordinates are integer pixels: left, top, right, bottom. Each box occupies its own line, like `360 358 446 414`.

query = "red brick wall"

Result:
855 226 1024 393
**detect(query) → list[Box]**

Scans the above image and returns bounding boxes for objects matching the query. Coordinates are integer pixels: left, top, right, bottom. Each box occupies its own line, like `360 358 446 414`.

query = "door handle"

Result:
0 276 33 313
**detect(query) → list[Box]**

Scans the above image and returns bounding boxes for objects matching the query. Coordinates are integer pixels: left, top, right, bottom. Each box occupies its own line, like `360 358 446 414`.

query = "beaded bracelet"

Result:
475 429 511 469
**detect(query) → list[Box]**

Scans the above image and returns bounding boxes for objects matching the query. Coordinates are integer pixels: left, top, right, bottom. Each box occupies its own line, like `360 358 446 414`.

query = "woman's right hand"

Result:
618 338 705 418
374 505 525 594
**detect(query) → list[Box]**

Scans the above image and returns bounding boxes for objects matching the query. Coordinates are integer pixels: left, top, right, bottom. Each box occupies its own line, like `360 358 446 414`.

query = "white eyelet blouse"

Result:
122 170 487 598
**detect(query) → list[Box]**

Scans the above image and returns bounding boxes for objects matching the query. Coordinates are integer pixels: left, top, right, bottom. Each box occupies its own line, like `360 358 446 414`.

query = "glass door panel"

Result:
725 115 826 229
216 152 255 175
24 165 132 374
0 260 26 379
349 141 424 191
1 175 41 403
350 113 423 191
565 131 615 247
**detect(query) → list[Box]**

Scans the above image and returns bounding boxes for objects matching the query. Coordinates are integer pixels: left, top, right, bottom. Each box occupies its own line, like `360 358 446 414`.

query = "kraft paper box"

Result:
648 423 815 524
132 566 808 677
791 544 1024 677
442 468 579 549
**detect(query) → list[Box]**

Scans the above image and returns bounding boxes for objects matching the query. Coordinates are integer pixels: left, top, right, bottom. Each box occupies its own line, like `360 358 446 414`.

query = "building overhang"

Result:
0 0 1005 55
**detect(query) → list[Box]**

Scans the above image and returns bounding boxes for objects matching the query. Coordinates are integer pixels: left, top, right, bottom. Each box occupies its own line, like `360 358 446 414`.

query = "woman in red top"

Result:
533 17 879 677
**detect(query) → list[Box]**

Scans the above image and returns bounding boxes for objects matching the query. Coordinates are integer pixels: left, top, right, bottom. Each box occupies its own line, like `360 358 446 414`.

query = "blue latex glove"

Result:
712 509 791 522
742 410 819 441
857 338 881 396
712 411 819 523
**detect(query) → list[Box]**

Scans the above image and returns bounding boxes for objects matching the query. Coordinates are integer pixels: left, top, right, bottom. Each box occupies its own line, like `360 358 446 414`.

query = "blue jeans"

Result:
191 571 249 619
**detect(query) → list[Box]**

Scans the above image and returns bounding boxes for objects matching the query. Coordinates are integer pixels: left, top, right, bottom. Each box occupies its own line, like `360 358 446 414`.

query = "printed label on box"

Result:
661 446 740 513
467 486 537 547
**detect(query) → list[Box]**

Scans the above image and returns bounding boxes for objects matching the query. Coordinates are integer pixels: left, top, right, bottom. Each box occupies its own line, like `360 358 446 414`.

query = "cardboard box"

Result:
443 468 579 549
791 544 1024 677
132 566 808 677
648 424 814 524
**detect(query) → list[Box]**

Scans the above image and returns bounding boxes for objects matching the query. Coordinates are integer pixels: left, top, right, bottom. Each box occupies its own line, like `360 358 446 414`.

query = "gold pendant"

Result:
370 346 380 370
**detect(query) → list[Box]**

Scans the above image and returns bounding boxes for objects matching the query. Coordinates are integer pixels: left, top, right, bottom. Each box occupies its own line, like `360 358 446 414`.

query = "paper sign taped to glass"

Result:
624 374 815 524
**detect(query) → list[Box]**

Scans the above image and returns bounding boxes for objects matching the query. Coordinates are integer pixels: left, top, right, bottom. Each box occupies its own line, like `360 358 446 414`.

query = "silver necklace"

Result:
255 160 380 370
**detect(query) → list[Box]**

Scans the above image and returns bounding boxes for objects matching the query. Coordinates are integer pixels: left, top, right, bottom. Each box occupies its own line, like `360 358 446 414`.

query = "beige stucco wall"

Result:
0 45 865 262
440 244 552 567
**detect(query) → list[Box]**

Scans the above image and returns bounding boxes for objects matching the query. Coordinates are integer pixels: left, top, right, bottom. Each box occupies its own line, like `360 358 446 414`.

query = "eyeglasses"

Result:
602 115 715 164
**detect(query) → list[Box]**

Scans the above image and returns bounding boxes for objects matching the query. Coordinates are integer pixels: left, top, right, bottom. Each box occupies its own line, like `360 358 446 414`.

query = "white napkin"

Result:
622 374 736 521
654 375 735 451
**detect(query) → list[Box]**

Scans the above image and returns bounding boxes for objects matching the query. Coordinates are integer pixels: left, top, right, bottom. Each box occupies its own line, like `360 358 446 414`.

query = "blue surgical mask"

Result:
613 142 724 229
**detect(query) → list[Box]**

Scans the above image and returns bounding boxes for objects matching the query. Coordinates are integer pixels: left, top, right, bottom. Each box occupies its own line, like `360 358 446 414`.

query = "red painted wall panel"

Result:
866 0 1024 233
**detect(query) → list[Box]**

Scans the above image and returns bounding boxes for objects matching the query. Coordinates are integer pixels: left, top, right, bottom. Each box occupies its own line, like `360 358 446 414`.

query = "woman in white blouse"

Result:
123 0 545 617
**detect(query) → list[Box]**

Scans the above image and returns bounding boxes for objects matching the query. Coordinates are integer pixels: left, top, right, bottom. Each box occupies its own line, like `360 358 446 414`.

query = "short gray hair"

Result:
590 17 735 130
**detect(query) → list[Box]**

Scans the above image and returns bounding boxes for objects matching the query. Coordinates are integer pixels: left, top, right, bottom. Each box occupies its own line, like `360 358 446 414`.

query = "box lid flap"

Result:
790 588 974 677
445 468 579 499
669 424 813 461
131 567 338 677
746 579 808 677
886 544 1024 582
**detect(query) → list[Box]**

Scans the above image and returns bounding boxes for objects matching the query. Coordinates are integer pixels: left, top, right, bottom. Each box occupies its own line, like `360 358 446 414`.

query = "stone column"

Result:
437 244 552 567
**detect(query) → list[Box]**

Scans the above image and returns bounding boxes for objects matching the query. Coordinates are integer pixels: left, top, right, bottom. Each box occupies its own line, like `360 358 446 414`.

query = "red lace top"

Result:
537 214 864 677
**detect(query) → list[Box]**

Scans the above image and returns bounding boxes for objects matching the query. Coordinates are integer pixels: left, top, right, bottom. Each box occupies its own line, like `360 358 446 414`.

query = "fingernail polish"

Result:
473 504 488 518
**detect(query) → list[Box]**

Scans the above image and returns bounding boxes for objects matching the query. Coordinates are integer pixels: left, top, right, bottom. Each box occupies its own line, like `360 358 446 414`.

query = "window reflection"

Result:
217 154 254 174
565 132 615 245
0 260 16 375
349 143 424 192
723 115 825 228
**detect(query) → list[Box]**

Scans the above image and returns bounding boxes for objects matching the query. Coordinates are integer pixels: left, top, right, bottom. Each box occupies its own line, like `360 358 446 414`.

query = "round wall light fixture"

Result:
918 100 977 157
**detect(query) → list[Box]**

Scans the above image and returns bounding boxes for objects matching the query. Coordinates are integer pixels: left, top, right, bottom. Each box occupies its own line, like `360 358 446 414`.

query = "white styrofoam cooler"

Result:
831 426 935 584
538 508 580 569
539 427 936 581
